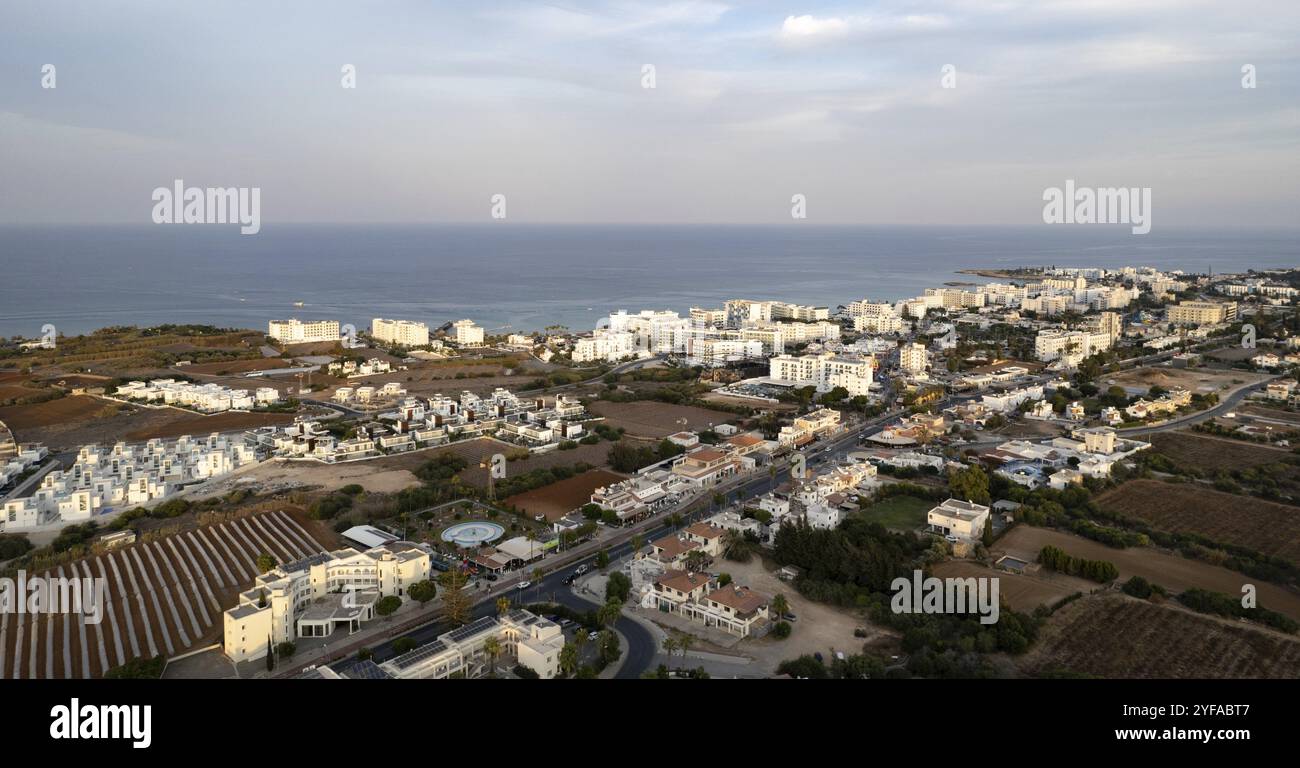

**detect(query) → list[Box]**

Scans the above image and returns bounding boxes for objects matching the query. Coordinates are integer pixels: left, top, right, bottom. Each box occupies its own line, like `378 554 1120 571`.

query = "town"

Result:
2 264 1298 681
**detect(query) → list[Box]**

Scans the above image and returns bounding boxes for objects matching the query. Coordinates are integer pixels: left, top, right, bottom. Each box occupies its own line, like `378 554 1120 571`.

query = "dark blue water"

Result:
0 224 1295 337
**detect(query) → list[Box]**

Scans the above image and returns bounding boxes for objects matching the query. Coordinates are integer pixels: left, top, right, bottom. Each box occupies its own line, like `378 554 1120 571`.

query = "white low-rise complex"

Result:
2 434 258 532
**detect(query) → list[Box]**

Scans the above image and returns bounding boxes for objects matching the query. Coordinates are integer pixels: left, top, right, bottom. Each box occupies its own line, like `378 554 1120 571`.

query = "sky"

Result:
1 0 1297 227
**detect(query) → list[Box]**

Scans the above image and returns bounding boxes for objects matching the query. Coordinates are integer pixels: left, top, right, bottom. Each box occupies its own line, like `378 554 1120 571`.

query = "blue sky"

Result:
1 0 1297 226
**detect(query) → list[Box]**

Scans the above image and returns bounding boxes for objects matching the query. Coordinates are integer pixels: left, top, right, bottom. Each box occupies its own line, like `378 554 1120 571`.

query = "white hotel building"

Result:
451 319 485 346
268 318 341 343
371 318 430 347
224 543 432 663
573 327 638 363
607 310 691 354
1034 329 1113 365
769 352 875 396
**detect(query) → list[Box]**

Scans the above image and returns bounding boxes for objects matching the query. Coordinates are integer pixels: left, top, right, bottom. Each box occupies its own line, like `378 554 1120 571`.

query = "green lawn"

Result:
859 495 932 531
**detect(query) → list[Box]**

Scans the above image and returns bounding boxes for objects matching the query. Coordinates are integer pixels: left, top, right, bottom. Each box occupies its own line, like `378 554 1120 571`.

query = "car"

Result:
482 573 498 582
588 630 600 641
516 581 531 590
782 612 797 622
575 564 589 575
562 574 575 585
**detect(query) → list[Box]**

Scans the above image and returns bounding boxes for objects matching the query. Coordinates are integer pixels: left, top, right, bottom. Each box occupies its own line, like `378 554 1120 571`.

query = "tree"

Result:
256 553 277 574
947 464 991 505
496 596 511 616
606 571 632 602
596 548 610 570
483 636 502 676
438 569 472 625
265 635 274 672
375 595 402 617
981 516 994 548
559 642 579 677
662 635 679 659
631 533 644 553
597 598 623 628
275 641 297 658
408 580 437 604
392 637 417 654
771 593 790 619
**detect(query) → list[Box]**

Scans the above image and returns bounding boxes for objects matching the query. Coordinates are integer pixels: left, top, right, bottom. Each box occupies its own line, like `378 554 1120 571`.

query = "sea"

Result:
0 224 1295 338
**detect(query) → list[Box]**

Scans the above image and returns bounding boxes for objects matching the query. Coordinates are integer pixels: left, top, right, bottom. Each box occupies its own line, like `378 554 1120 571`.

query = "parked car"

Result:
782 612 797 622
588 630 600 641
575 564 590 575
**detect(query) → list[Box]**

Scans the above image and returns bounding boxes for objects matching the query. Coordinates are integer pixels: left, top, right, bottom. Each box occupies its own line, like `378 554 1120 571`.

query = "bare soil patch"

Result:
505 468 626 522
588 401 737 438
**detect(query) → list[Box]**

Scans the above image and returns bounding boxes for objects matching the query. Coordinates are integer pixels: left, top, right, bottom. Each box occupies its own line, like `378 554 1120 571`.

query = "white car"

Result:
516 581 531 590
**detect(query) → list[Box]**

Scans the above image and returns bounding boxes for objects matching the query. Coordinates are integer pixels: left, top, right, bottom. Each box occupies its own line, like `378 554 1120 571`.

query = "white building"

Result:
898 342 928 374
224 543 432 663
2 434 258 532
607 310 690 354
1034 328 1112 365
573 328 638 363
268 318 341 344
372 318 430 347
769 352 874 396
451 319 485 347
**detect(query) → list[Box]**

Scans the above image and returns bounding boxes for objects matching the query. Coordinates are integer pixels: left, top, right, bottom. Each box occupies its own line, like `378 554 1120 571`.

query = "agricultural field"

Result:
1148 430 1292 472
1097 479 1300 564
0 509 324 679
930 560 1095 613
1022 593 1300 678
995 525 1300 621
588 400 738 438
505 468 626 522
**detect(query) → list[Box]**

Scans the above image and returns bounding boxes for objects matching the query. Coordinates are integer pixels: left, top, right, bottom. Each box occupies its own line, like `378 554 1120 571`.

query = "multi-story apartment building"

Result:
898 342 928 374
371 318 430 347
607 310 690 354
1034 329 1112 365
268 318 340 344
769 351 874 396
1167 300 1237 326
451 319 485 346
573 328 637 362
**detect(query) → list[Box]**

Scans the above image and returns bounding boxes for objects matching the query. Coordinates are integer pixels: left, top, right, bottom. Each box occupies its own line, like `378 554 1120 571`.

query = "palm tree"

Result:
771 593 790 620
677 633 694 660
482 636 501 677
531 567 544 600
598 598 623 628
662 635 679 660
711 492 725 513
631 533 644 554
768 464 778 492
496 596 511 616
558 642 579 677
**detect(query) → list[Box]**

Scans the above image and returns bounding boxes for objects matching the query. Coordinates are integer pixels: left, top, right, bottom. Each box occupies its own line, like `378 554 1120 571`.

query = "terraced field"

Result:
0 509 324 679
